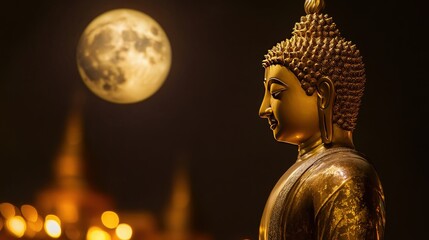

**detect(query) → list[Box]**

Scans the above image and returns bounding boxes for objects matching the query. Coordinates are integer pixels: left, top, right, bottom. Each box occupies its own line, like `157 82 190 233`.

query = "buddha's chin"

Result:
273 129 299 145
273 129 286 143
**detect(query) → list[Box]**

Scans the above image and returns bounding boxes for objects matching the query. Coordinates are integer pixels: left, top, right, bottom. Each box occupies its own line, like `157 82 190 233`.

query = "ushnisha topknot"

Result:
262 0 366 131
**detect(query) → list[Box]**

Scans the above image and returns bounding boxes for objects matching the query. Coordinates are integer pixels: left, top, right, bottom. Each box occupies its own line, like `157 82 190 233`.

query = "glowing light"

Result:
101 211 119 229
0 218 3 231
27 217 43 232
295 134 303 139
0 202 16 219
115 223 132 240
6 216 27 238
44 215 62 238
87 226 111 240
45 214 61 223
21 204 38 222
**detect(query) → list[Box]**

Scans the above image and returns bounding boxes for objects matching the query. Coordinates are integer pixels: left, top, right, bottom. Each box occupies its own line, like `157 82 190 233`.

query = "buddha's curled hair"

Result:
263 13 366 131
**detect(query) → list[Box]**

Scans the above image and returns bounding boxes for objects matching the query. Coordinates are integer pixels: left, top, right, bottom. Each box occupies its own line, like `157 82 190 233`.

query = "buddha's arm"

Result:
314 175 386 240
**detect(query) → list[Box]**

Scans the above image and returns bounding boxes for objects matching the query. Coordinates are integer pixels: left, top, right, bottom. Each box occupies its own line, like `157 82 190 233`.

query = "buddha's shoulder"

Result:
300 148 384 214
303 147 382 190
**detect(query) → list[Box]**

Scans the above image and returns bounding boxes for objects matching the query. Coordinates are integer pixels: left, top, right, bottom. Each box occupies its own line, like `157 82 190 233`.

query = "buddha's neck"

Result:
297 124 355 160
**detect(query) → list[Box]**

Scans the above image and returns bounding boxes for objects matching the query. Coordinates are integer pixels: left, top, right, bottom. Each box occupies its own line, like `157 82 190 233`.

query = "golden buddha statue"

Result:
258 0 386 239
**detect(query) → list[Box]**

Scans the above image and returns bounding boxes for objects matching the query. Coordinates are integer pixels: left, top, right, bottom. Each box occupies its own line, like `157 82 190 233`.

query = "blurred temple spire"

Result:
163 156 213 240
164 160 191 240
55 90 86 187
35 90 113 239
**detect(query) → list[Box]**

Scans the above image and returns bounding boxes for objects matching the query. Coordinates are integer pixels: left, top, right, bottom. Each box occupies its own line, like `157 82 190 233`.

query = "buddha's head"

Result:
259 0 365 149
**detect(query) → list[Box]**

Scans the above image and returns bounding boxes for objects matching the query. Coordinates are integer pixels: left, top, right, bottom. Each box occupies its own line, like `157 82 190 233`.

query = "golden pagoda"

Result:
35 93 114 240
0 92 213 240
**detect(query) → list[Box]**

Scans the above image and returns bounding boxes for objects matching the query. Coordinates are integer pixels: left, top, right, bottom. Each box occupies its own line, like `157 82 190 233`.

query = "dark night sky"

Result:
0 0 427 239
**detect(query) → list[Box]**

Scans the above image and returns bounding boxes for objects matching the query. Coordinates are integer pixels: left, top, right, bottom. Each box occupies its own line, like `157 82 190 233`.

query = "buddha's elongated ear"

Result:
316 76 335 144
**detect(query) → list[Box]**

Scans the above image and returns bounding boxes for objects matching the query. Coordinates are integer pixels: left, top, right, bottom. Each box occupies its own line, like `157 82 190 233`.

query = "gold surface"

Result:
258 0 385 239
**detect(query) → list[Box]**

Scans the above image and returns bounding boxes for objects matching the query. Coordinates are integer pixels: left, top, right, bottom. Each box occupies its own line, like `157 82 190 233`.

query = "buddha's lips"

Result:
268 117 277 130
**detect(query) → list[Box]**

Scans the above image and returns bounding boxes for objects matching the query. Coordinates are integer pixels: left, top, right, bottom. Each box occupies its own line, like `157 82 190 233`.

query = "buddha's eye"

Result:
269 83 287 100
271 90 283 99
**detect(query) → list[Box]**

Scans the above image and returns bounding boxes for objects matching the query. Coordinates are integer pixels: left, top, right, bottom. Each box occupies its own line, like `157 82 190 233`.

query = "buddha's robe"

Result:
259 147 385 240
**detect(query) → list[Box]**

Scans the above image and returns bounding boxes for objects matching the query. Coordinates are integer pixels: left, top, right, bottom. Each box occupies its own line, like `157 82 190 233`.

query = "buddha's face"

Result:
259 65 320 145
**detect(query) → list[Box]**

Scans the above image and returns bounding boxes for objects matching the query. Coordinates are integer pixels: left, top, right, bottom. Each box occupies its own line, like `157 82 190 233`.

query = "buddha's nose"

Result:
259 101 272 119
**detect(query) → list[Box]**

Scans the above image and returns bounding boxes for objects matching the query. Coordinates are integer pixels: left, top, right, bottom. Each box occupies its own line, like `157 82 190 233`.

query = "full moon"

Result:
76 8 172 103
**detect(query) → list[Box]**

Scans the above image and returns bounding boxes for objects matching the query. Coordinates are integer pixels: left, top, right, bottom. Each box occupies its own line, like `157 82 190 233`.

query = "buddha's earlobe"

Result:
316 76 335 145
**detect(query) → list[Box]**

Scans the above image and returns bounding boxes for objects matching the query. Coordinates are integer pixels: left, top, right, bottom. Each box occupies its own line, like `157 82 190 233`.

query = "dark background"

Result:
0 0 426 239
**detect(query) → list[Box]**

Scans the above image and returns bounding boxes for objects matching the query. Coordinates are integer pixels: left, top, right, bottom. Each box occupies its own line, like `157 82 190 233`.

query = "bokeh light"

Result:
6 215 27 237
44 214 62 238
115 223 132 240
0 202 16 219
87 226 111 240
21 204 38 222
27 216 43 232
101 211 119 229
